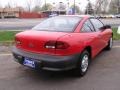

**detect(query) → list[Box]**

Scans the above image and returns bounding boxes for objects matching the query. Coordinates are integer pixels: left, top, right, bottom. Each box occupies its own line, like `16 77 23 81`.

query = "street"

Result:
0 41 120 90
0 18 45 30
0 18 119 30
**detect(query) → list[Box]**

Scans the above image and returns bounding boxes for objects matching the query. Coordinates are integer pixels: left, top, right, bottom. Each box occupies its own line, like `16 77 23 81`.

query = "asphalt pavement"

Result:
101 19 120 28
0 18 45 30
0 41 120 90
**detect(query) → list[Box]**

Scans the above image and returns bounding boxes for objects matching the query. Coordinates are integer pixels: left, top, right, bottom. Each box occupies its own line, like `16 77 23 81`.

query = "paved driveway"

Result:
0 41 120 90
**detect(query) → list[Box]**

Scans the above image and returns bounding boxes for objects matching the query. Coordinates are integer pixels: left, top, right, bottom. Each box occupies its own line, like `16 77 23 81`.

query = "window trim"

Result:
80 19 96 33
89 18 104 32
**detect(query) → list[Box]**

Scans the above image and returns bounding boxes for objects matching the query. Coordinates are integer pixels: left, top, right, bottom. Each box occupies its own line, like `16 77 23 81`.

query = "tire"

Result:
105 37 113 50
73 50 90 77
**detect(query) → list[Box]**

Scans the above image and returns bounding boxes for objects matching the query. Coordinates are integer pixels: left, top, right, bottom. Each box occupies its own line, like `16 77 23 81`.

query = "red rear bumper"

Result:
12 46 80 71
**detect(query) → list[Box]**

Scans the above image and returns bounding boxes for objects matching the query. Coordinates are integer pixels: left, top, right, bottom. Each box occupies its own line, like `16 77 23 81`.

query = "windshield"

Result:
32 16 81 32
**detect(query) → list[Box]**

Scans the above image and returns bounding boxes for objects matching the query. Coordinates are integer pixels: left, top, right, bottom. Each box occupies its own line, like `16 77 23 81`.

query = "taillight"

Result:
45 41 56 49
45 41 69 49
56 41 69 49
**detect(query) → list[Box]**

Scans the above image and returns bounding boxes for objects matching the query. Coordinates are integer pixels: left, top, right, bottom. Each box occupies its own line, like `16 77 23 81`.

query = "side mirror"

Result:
117 26 120 34
100 25 111 30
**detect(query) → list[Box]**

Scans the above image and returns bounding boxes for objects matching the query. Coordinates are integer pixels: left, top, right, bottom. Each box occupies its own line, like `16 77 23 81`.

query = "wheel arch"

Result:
83 46 92 60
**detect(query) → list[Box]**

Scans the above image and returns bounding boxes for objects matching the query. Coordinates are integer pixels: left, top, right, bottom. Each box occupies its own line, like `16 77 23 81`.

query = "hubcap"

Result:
110 37 113 48
81 54 89 72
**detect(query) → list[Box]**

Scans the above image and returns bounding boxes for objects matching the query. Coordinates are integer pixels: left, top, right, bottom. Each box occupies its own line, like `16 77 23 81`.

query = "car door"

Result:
90 18 107 48
80 19 103 57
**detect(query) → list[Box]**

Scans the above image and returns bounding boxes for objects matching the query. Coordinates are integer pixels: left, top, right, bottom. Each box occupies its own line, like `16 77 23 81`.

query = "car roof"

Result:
59 15 94 18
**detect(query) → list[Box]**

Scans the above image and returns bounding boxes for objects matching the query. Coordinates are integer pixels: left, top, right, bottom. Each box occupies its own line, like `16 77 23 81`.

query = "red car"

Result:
12 15 113 76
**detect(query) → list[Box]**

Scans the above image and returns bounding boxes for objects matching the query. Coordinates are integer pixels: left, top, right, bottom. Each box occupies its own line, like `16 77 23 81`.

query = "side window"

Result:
90 19 104 31
81 20 95 33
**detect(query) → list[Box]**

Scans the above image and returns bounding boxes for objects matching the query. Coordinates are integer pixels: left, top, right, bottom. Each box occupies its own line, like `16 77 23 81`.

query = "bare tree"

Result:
26 0 33 12
94 0 112 14
41 3 53 11
34 0 41 7
109 0 120 14
94 0 104 14
5 0 17 8
5 2 12 8
33 0 41 12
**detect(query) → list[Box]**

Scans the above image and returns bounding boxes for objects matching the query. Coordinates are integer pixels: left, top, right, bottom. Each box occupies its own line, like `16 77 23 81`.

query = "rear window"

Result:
32 16 81 32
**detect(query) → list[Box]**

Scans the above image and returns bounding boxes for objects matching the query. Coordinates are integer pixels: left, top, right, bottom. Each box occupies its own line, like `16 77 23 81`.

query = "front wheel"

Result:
73 50 90 77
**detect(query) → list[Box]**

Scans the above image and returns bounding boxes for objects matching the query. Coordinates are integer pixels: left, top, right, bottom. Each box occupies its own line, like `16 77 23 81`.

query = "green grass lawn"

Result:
0 29 119 43
0 31 20 43
0 31 21 45
112 28 120 40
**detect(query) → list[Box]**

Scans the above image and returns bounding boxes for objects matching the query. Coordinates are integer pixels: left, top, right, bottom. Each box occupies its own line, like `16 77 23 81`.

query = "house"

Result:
0 7 24 18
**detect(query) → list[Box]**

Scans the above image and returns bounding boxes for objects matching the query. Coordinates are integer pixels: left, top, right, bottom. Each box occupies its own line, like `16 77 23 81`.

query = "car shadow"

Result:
21 67 78 80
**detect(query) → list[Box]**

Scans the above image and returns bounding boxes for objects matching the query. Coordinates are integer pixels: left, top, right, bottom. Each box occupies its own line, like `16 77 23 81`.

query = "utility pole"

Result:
67 0 69 9
74 0 75 14
87 0 90 14
45 0 47 11
117 0 120 13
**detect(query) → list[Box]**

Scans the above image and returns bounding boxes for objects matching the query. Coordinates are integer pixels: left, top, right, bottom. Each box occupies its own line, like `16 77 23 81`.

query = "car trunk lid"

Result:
16 30 68 55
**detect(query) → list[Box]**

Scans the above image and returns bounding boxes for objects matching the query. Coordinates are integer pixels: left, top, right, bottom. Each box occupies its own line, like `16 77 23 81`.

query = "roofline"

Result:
58 15 94 18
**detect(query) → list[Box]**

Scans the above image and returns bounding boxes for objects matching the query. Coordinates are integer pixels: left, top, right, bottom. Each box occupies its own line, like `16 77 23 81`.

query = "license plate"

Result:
23 57 35 68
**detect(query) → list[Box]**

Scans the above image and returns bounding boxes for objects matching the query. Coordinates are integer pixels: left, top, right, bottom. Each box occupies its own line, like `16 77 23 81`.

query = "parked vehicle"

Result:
49 12 58 17
99 15 115 18
12 15 113 76
115 14 120 18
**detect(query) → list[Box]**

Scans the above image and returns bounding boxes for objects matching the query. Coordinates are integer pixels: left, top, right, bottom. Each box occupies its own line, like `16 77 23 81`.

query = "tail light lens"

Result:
45 41 56 49
45 41 69 49
56 41 69 49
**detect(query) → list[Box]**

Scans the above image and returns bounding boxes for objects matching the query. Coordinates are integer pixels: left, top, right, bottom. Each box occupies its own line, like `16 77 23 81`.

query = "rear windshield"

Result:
32 16 81 32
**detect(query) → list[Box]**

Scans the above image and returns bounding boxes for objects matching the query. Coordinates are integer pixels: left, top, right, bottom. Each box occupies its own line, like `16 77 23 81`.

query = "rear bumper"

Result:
12 47 80 71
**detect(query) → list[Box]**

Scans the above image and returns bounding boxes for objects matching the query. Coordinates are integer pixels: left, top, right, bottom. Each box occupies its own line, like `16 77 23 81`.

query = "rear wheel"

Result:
74 50 90 77
105 37 113 50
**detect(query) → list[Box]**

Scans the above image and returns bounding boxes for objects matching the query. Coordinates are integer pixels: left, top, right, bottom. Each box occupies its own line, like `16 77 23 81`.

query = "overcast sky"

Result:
0 0 96 10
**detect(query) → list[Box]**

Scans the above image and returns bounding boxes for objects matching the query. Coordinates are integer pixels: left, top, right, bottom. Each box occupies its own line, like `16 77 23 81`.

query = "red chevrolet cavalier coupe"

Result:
12 15 113 76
